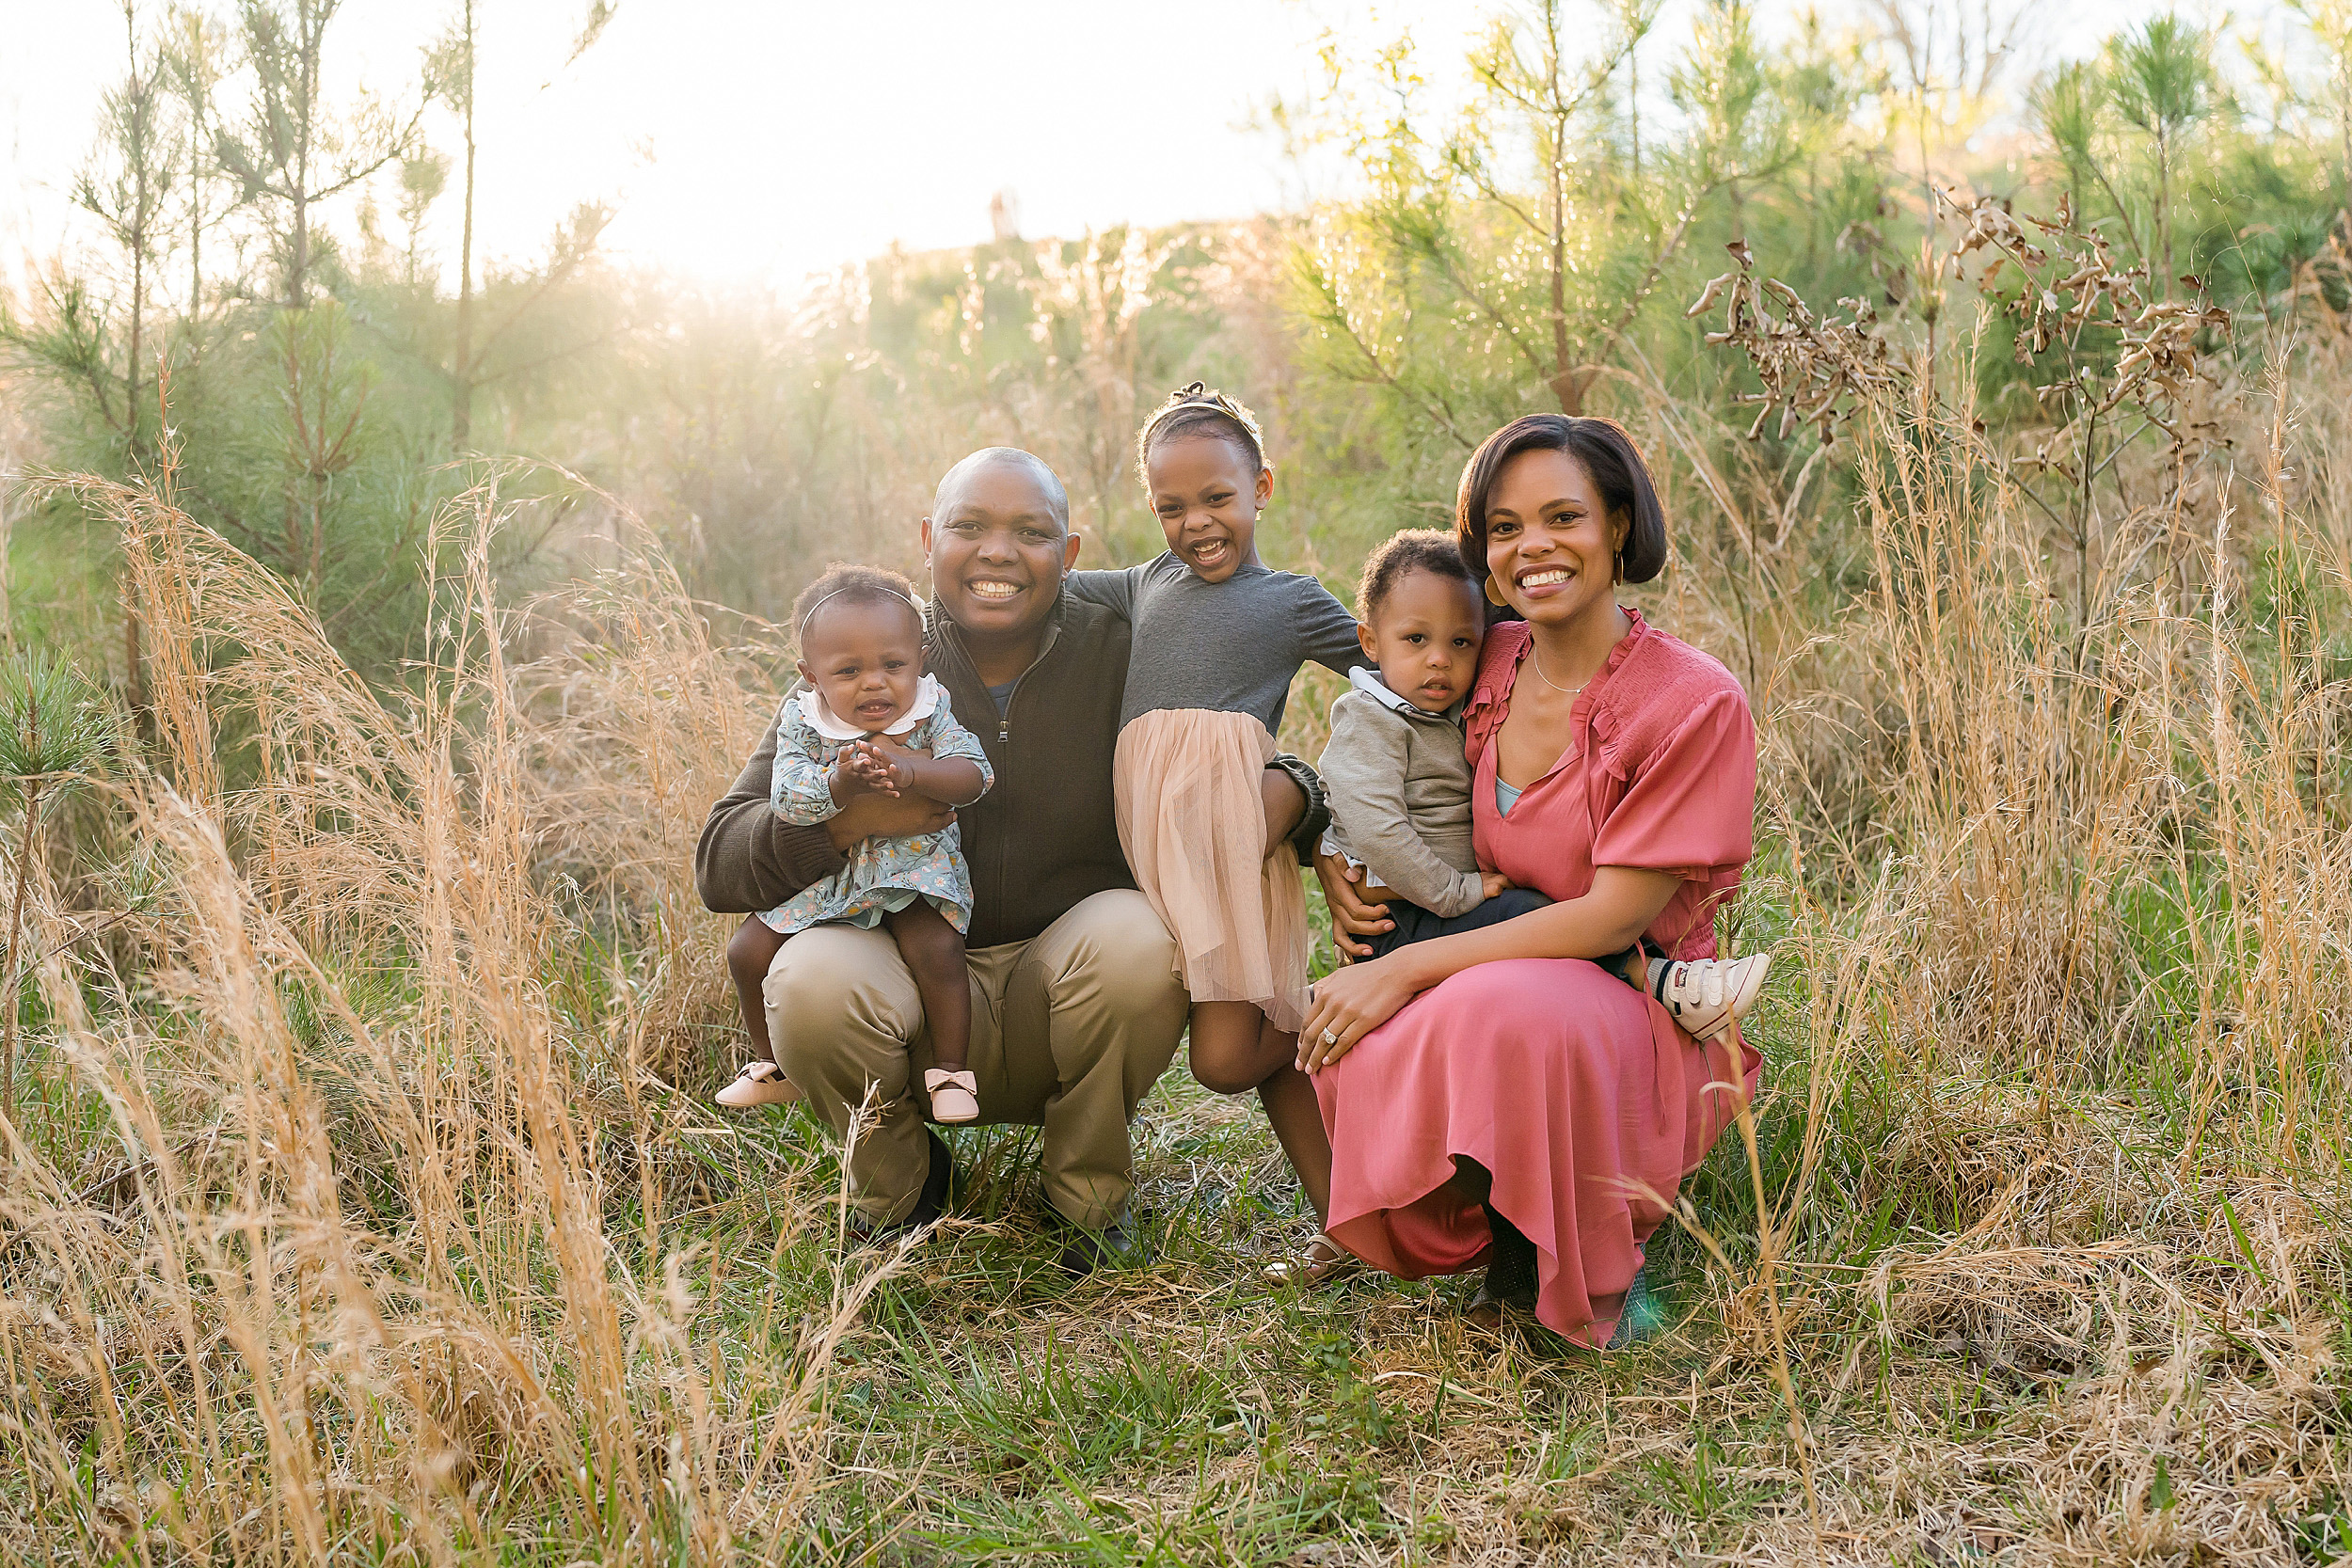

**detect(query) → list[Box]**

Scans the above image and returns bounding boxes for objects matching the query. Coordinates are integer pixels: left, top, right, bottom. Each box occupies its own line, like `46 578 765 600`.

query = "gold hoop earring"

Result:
1484 577 1509 606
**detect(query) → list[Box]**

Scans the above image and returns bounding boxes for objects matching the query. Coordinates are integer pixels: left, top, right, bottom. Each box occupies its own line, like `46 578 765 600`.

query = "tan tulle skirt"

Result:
1113 708 1311 1034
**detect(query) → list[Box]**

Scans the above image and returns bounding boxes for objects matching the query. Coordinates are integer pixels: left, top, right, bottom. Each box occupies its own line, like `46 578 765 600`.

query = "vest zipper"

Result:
936 612 1058 940
990 642 1053 746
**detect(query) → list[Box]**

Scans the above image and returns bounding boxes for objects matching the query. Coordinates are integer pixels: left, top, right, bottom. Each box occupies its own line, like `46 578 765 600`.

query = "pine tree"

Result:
0 652 113 1128
164 5 232 323
2109 15 2217 295
215 0 421 309
424 0 618 447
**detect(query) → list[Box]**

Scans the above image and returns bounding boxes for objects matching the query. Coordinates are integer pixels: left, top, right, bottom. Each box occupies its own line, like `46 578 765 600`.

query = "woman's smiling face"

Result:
1146 434 1271 583
1483 448 1627 627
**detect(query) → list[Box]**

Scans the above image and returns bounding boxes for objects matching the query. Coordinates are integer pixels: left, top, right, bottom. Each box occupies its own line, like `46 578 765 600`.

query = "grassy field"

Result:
2 261 2350 1566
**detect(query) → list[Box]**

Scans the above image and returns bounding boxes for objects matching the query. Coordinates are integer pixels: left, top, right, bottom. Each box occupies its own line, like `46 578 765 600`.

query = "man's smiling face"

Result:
922 451 1080 643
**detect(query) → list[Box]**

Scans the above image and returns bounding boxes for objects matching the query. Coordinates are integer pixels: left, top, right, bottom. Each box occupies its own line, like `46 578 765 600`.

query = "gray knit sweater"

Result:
1315 667 1484 918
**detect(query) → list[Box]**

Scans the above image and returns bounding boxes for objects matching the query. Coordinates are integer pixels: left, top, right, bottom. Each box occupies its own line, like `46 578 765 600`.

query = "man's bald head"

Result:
932 447 1070 532
922 446 1083 653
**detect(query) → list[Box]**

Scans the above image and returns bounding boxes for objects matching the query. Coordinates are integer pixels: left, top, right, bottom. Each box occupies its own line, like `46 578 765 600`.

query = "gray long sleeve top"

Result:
1064 554 1364 735
1315 667 1484 918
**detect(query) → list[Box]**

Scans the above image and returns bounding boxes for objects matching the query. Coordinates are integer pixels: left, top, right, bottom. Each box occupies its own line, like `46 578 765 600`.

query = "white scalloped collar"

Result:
798 673 942 742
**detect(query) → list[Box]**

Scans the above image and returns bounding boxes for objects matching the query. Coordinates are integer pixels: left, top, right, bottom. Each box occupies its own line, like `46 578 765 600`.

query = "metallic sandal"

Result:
1602 1268 1661 1350
1264 1231 1359 1286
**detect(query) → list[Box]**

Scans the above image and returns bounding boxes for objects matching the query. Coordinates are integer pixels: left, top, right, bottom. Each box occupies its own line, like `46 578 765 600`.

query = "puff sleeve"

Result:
914 697 995 793
1589 689 1756 880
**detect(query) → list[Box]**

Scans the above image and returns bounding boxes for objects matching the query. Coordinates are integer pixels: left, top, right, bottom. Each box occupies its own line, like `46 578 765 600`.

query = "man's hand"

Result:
825 790 954 852
1260 765 1307 858
1312 848 1392 962
1479 870 1514 902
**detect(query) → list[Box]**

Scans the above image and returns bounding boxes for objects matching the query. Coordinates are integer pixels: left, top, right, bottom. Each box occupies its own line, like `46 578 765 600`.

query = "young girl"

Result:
715 564 994 1124
1062 383 1362 1226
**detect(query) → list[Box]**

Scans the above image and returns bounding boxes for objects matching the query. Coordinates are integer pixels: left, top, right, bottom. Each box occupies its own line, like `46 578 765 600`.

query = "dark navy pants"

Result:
1365 885 1647 986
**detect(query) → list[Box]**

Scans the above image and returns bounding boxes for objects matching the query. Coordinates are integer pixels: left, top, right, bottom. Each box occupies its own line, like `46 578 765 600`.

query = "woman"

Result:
1301 414 1760 1345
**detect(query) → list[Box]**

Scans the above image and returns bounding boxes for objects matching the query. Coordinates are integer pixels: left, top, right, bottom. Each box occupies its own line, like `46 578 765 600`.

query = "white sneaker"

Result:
715 1059 802 1108
1648 952 1772 1042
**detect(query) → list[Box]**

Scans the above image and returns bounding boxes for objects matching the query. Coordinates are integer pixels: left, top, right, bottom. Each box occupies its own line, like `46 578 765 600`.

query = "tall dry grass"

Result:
1633 268 2352 1558
0 456 916 1563
0 270 2344 1561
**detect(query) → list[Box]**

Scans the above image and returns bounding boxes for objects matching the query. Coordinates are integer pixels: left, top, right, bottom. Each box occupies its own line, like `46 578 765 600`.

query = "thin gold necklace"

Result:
1528 641 1588 698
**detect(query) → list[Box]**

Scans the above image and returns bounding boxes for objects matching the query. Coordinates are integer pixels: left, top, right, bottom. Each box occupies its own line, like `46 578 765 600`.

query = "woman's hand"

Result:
1311 848 1392 962
1297 956 1423 1074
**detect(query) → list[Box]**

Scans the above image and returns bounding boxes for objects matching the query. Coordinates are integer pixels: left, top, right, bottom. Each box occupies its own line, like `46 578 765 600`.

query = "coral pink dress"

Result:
1313 610 1762 1346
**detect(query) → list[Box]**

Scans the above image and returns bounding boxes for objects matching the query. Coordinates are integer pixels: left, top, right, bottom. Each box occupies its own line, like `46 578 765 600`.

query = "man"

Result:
694 448 1320 1272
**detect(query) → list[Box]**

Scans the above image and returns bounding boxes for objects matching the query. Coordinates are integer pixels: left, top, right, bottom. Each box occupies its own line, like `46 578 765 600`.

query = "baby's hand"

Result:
1479 871 1514 901
834 742 902 799
854 740 911 794
869 736 942 793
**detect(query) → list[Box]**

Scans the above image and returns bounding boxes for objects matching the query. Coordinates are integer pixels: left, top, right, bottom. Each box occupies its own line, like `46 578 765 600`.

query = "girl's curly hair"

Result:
1135 380 1264 488
791 562 924 647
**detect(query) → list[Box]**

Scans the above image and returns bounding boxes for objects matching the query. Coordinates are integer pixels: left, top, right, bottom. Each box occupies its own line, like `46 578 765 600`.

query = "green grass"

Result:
402 853 2330 1565
13 852 2333 1563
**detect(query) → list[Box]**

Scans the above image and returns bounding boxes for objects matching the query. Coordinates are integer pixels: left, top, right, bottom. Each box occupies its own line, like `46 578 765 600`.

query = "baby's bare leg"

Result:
883 901 971 1070
728 915 788 1063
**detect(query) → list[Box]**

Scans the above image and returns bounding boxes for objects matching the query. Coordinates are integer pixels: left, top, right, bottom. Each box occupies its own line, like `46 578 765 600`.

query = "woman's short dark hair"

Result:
1357 529 1473 619
1454 415 1668 587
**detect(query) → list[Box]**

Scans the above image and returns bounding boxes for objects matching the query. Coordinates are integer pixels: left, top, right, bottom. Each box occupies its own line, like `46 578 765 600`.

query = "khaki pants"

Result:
765 889 1188 1230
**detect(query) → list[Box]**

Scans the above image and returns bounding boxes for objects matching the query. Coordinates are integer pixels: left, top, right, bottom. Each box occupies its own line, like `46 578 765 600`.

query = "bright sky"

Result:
1 0 2229 299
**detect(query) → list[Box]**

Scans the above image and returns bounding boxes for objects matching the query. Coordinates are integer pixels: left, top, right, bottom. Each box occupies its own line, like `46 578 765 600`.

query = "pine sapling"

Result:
0 652 113 1124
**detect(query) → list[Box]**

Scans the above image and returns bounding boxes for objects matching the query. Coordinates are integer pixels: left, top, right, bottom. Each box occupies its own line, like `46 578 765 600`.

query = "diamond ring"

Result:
1319 1028 1340 1048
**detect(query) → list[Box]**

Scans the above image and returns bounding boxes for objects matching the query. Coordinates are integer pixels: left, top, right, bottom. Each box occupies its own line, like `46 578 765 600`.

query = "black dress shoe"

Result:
849 1130 954 1245
1051 1211 1144 1275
